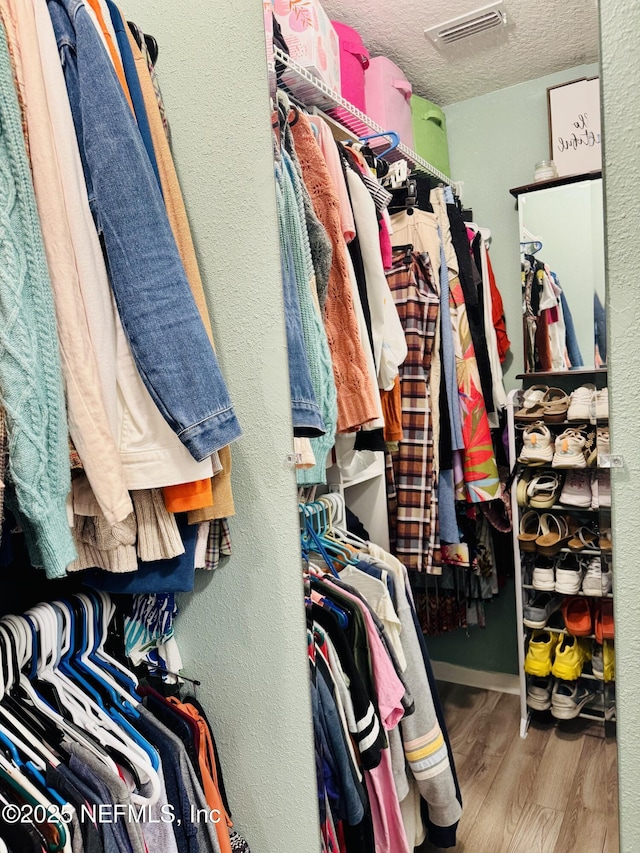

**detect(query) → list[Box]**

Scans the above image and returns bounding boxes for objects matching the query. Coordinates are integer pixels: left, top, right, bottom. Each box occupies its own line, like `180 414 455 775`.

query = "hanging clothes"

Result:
0 592 252 853
47 0 242 461
302 495 462 851
385 250 442 574
0 16 75 578
289 111 380 433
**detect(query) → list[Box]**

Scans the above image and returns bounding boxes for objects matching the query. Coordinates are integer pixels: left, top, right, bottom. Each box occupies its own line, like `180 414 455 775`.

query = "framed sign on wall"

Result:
547 77 602 177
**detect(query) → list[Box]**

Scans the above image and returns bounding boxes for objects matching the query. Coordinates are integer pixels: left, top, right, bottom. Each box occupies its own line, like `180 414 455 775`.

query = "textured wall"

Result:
122 2 321 850
444 63 599 389
600 2 640 849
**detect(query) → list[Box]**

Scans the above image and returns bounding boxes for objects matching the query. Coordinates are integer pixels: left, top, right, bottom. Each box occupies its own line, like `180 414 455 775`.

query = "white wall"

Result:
600 1 640 849
121 2 321 850
519 180 603 366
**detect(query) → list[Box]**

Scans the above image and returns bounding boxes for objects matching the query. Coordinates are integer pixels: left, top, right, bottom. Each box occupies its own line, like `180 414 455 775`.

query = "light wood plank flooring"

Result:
419 683 619 853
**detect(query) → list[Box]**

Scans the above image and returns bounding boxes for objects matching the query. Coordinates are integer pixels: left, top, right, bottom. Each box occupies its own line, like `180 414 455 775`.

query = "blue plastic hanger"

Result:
359 130 400 158
54 603 159 771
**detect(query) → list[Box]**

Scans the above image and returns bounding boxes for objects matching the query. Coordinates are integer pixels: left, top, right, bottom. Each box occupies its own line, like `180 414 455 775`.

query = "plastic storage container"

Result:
331 20 369 112
364 56 415 149
410 94 451 177
272 0 341 95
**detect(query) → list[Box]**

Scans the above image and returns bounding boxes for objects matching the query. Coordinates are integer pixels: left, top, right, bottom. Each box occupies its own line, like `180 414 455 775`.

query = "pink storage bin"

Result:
331 20 369 112
272 0 341 95
364 56 415 149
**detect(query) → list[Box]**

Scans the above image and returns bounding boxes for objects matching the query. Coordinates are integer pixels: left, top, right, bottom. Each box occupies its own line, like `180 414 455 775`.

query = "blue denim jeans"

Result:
275 161 326 437
48 0 241 461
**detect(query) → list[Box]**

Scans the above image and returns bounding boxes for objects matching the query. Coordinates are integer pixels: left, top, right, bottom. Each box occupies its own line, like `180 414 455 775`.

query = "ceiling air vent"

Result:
425 2 507 46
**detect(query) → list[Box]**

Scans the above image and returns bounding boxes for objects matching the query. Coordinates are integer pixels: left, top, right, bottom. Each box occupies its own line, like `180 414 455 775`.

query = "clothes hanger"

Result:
318 494 369 550
19 608 160 804
143 33 159 65
358 130 399 158
315 501 358 563
89 592 141 694
49 602 161 783
65 597 138 713
301 506 341 578
305 502 356 569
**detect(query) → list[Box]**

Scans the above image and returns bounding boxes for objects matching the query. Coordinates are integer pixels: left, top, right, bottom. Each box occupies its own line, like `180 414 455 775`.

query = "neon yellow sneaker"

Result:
524 630 559 677
603 640 615 682
551 635 591 681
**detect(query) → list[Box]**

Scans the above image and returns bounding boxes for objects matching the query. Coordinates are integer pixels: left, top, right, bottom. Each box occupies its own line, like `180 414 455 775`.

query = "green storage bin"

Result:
410 94 451 178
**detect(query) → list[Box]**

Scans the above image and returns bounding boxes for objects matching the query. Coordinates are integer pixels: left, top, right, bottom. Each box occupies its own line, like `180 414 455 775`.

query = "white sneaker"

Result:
595 387 609 420
527 675 553 711
559 470 592 507
582 556 613 595
532 558 556 591
567 384 595 422
552 429 587 469
555 554 584 594
591 469 611 510
519 422 554 465
551 680 595 719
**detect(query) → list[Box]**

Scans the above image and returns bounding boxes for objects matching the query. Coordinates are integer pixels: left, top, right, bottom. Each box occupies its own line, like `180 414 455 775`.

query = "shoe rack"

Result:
507 374 615 739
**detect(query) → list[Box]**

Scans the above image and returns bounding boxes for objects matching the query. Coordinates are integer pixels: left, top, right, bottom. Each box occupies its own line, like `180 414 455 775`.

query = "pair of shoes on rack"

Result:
526 675 597 719
515 386 571 423
520 470 564 508
551 680 598 719
591 640 615 682
567 384 609 422
562 596 614 639
520 511 578 557
518 422 596 469
524 630 591 680
560 469 611 509
552 426 595 469
534 553 612 595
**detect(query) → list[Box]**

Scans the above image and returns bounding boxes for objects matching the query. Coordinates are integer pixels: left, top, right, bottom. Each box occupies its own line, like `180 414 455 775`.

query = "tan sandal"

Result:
526 472 563 508
599 528 613 552
515 385 549 422
536 513 571 557
542 388 571 423
567 526 598 552
518 510 542 553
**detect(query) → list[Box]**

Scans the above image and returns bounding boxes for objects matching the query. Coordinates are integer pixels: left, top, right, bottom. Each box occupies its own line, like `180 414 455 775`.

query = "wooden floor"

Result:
421 683 619 853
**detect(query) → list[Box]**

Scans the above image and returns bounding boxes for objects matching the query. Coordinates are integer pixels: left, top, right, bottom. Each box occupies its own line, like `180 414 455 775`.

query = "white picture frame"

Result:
547 77 602 177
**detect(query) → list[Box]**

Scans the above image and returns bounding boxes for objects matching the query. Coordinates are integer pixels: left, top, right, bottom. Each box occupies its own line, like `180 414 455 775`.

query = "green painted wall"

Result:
425 578 519 674
600 1 640 848
120 3 321 851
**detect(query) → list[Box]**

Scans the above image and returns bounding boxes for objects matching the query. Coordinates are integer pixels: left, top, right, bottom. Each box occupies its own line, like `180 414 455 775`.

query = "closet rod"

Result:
273 47 460 192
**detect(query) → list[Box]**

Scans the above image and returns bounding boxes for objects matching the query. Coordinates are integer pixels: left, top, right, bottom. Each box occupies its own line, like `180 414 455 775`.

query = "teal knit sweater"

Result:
278 145 337 486
0 21 75 577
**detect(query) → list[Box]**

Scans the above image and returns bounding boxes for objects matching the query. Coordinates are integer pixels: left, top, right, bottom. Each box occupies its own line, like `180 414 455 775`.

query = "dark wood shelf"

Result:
510 170 602 198
516 368 608 380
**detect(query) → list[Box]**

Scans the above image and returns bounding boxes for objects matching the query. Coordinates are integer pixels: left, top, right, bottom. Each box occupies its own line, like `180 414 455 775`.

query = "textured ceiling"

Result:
321 0 600 105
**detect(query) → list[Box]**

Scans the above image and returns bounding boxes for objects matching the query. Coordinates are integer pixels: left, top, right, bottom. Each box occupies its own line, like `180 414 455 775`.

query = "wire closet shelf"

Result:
273 48 460 193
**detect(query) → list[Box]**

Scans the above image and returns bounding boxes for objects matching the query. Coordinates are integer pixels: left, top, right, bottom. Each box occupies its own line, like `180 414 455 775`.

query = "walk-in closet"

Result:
0 0 637 851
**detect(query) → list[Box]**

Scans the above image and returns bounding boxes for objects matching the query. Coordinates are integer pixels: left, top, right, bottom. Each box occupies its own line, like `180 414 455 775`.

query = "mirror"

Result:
519 177 606 372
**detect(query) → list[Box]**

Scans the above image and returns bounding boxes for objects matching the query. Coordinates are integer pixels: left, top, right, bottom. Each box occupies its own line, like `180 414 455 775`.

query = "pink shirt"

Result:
327 580 405 730
366 750 411 853
326 579 410 853
308 117 356 243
